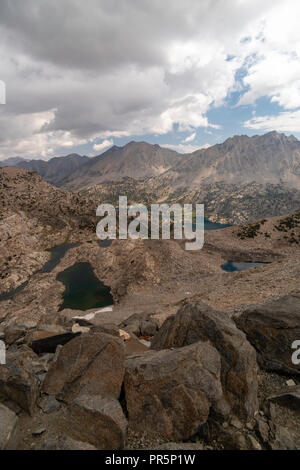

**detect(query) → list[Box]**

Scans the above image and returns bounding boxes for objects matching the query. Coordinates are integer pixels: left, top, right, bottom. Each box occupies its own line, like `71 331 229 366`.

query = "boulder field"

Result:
1 294 299 450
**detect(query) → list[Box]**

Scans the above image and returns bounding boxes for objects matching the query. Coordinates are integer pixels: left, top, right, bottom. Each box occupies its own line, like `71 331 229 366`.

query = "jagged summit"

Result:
61 141 183 189
153 131 300 190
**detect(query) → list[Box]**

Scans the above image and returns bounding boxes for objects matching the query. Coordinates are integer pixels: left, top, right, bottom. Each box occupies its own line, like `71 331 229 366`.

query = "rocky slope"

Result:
0 167 97 296
164 182 300 224
0 167 96 232
80 178 300 224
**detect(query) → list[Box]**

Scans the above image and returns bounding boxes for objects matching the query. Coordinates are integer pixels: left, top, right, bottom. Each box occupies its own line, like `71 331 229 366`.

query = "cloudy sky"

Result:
1 0 300 160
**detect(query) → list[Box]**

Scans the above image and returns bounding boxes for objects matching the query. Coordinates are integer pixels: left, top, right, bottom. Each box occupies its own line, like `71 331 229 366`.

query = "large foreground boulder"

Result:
67 395 127 449
234 293 300 375
42 332 124 402
0 403 18 450
124 341 230 441
151 302 259 420
0 346 39 414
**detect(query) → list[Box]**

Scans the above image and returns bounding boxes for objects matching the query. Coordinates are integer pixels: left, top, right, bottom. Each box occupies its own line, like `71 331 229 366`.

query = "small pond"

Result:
221 260 267 272
204 219 231 231
57 262 113 311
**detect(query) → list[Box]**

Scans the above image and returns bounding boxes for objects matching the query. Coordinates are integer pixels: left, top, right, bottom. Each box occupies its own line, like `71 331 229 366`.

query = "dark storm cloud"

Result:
0 0 197 70
0 0 290 158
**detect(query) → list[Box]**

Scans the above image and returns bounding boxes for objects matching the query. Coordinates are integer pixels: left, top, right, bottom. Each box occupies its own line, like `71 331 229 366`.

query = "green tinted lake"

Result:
57 262 113 311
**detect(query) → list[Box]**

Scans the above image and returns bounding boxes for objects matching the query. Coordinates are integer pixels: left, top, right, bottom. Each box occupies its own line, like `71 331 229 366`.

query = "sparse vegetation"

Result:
236 220 265 239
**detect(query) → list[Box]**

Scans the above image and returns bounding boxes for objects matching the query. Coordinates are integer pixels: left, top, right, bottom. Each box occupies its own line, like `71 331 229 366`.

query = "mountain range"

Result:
0 142 182 188
153 131 300 191
1 131 300 195
19 153 90 186
59 131 300 191
0 153 90 186
0 156 28 166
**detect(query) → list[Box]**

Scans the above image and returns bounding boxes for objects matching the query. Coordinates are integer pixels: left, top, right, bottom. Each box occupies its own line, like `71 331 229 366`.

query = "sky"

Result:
1 0 300 160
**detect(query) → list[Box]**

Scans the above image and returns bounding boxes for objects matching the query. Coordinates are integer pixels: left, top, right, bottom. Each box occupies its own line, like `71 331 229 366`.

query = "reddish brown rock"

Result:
0 403 18 450
124 341 229 441
68 395 127 449
151 302 259 420
0 346 39 414
234 293 300 375
42 332 124 402
124 337 149 356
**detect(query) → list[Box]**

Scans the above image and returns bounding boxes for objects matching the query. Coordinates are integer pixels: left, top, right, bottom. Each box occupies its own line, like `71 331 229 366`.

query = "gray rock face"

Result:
42 332 125 402
0 403 18 450
234 293 300 375
68 395 127 449
151 302 259 419
124 341 230 441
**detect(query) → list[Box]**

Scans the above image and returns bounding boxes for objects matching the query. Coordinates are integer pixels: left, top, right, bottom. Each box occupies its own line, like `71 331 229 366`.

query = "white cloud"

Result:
162 142 211 153
0 108 89 159
183 132 196 143
93 139 114 154
239 51 300 110
238 1 300 114
244 110 300 133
